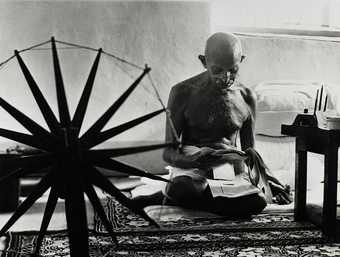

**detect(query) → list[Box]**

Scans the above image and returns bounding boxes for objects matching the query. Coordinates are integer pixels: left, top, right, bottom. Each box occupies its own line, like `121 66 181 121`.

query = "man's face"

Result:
206 58 240 90
202 32 243 90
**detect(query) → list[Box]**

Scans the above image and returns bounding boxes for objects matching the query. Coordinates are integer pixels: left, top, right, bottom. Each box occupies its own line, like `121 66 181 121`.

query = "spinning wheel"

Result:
0 37 177 257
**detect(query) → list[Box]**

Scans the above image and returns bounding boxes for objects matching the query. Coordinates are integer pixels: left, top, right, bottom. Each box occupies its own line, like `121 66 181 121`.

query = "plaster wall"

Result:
237 35 340 88
0 1 340 175
0 0 210 144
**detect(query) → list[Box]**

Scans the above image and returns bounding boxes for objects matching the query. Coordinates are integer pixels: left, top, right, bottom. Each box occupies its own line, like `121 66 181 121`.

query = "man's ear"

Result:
198 55 207 68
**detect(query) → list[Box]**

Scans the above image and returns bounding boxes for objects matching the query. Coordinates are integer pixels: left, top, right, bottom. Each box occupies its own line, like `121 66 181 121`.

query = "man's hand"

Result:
212 149 248 161
191 147 247 168
191 147 223 166
181 146 225 168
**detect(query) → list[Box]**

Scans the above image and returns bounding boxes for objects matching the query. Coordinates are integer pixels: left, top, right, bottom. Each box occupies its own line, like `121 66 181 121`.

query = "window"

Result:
211 0 340 37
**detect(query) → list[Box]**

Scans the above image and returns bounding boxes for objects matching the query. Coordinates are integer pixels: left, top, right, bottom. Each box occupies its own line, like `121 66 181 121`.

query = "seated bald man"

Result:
132 32 291 217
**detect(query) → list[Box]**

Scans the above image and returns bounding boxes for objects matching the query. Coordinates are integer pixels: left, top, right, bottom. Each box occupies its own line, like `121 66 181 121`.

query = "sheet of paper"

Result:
213 162 235 180
207 179 260 198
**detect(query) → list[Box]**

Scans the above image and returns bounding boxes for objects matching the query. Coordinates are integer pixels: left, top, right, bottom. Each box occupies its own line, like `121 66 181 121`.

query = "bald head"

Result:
199 32 243 89
204 32 243 67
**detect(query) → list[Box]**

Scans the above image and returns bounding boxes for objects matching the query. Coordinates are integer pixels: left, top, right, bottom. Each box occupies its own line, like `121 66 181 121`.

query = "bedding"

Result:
253 80 340 204
254 80 339 137
255 81 321 113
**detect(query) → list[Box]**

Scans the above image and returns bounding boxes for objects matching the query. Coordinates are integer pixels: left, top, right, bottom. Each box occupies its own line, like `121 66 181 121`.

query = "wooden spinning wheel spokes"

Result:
0 37 176 257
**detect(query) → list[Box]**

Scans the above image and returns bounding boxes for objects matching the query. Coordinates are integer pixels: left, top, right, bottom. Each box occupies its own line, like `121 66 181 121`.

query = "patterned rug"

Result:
93 196 339 254
1 196 339 257
94 194 307 233
1 230 340 257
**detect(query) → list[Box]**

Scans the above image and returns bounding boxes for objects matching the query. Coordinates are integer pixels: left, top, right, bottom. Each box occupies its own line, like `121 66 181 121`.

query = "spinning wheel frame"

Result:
0 37 178 257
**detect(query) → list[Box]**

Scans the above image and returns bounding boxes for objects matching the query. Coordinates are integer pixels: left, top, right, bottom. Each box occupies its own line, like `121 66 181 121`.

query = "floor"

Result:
0 176 330 232
0 176 143 232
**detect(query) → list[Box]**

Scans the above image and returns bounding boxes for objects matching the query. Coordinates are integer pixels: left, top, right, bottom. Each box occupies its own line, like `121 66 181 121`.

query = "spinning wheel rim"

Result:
0 37 177 257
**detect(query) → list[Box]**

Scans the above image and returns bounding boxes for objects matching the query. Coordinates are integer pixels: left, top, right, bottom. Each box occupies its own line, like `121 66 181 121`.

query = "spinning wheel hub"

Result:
59 127 83 162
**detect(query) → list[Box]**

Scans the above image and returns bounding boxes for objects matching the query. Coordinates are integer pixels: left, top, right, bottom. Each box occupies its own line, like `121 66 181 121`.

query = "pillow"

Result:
255 81 322 112
254 81 336 136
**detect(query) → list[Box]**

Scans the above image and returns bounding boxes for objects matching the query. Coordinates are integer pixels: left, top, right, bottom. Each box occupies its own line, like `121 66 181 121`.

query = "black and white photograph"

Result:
0 0 340 256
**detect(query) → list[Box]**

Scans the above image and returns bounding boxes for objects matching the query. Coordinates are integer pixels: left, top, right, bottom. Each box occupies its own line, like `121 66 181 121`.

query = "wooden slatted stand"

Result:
281 124 340 241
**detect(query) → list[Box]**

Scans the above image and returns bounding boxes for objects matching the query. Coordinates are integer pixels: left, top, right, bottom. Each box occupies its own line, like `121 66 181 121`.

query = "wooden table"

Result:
281 124 340 240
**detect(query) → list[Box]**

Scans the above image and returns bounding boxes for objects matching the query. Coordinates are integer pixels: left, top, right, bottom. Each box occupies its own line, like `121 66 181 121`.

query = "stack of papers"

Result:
207 179 260 198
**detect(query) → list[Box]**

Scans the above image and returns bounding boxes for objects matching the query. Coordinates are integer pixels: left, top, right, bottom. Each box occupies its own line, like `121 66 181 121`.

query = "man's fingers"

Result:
279 192 291 204
273 195 280 204
284 184 291 194
276 194 288 205
267 175 284 187
198 154 223 163
269 181 285 192
274 191 292 205
275 194 283 204
211 152 248 162
269 181 293 205
185 147 214 158
200 147 215 154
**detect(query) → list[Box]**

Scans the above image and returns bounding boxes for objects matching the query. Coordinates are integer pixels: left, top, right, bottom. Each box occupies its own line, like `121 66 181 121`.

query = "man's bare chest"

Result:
184 91 250 132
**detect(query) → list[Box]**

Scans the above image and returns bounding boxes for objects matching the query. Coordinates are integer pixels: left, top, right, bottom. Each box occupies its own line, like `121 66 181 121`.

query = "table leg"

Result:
295 138 307 221
323 146 338 239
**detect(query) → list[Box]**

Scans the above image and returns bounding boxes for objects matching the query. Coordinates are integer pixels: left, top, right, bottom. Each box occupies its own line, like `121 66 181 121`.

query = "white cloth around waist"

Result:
165 165 260 198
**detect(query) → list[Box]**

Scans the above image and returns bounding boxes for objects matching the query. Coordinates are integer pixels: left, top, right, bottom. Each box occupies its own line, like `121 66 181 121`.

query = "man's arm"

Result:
240 87 292 204
163 85 201 168
240 87 256 150
232 87 256 175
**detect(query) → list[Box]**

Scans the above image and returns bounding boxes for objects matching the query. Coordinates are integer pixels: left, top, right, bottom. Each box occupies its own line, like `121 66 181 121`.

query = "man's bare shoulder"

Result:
234 83 256 115
171 72 208 96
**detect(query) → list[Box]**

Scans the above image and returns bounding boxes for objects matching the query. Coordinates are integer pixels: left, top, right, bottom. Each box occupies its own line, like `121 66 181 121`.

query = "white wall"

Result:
237 34 340 88
211 0 338 30
1 1 340 175
0 1 210 146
